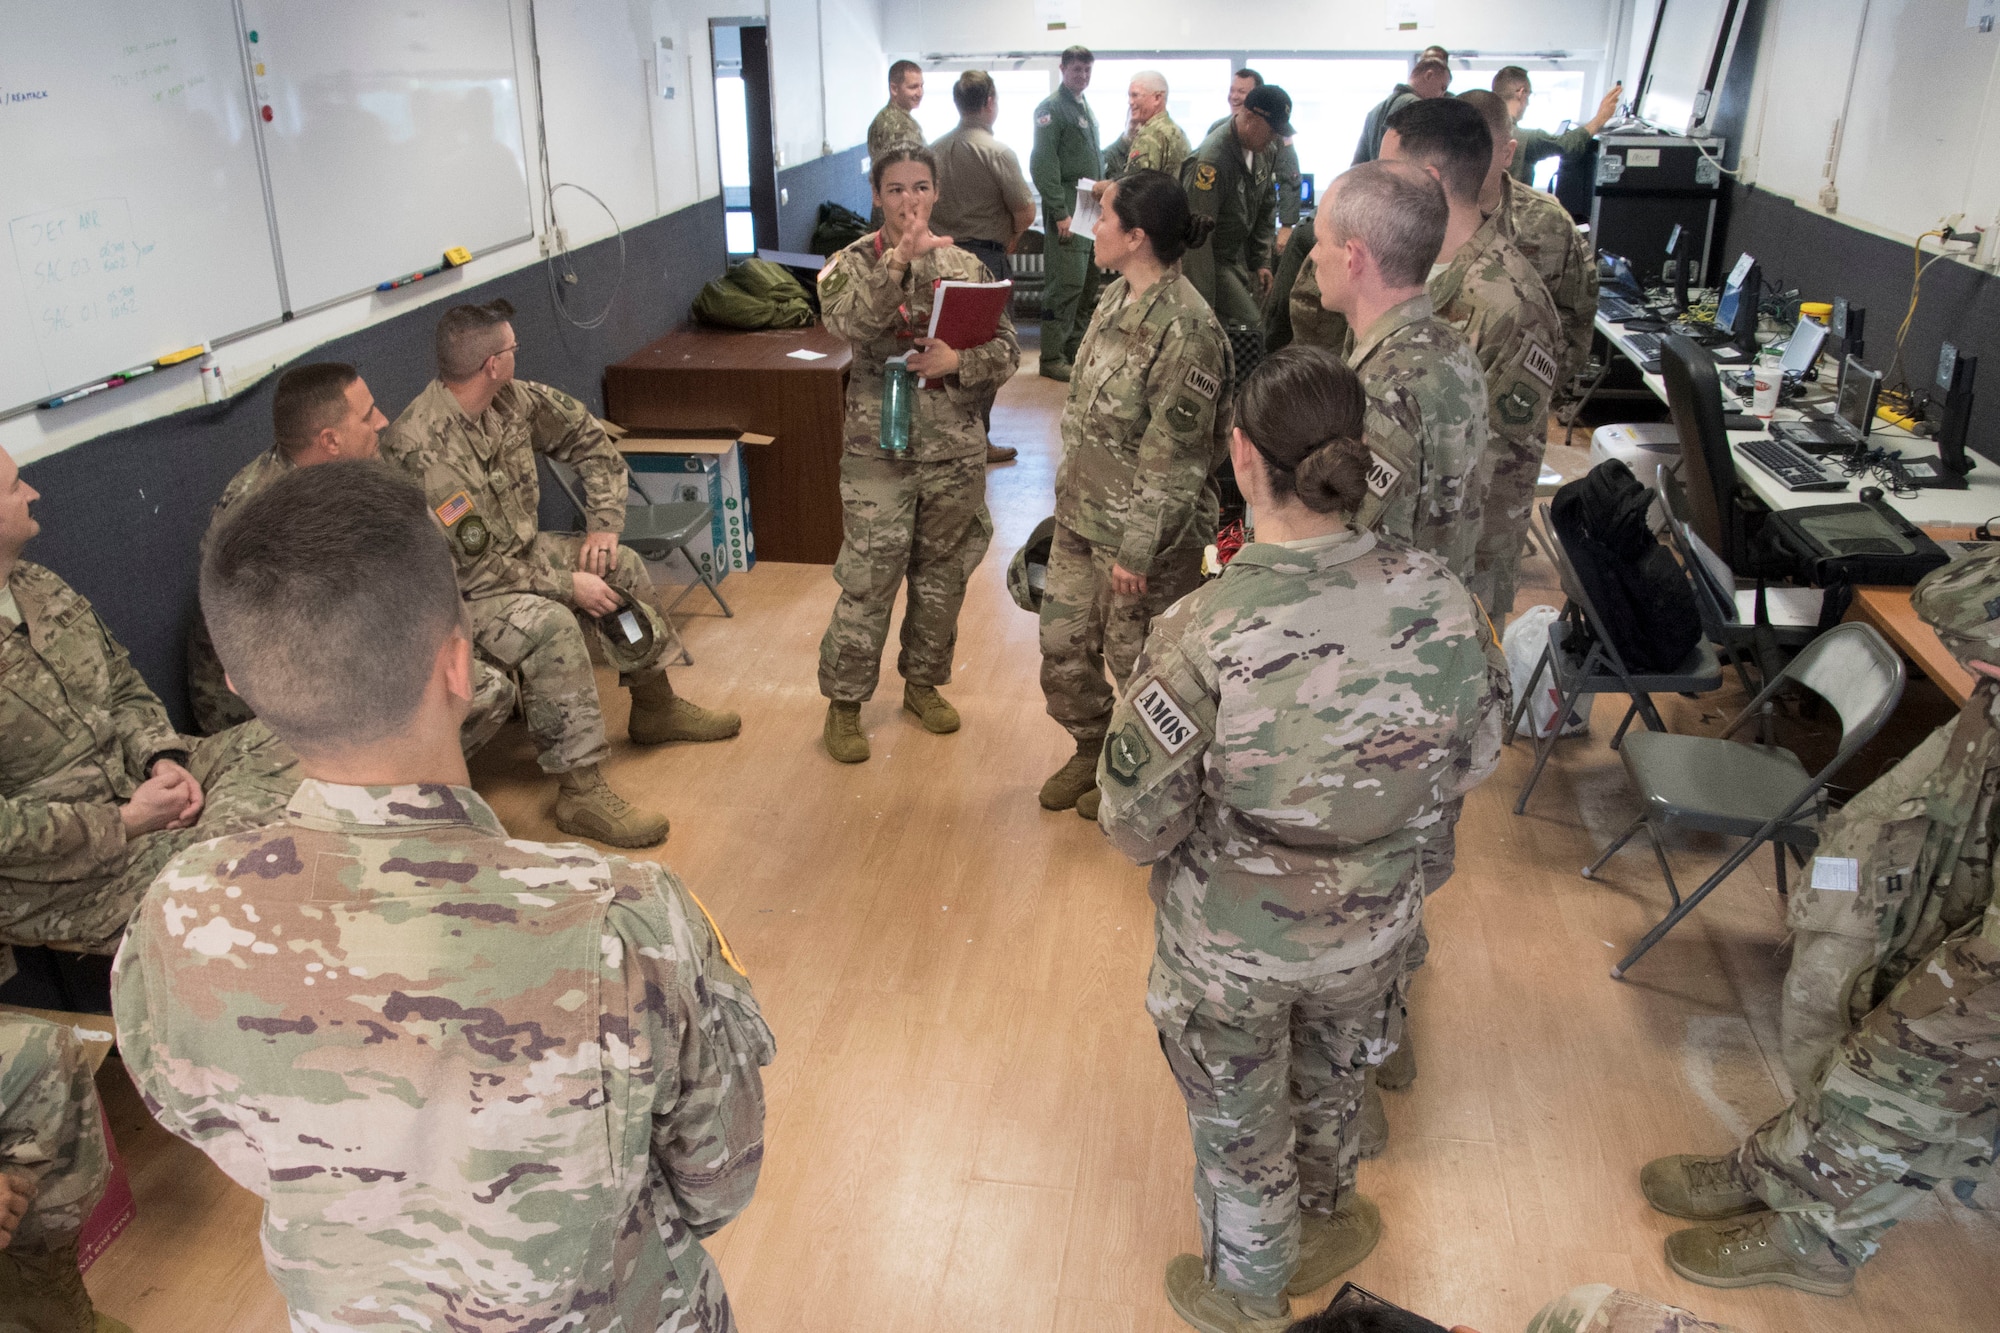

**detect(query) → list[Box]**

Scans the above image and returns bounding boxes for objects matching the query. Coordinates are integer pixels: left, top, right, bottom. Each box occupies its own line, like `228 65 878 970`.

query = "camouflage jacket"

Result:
1 562 183 885
819 232 1021 462
1098 529 1508 981
1781 680 2000 1090
1056 272 1231 571
1181 122 1278 306
1429 213 1563 463
1030 86 1101 222
1105 112 1190 180
1347 294 1491 579
113 779 775 1333
381 379 628 607
1496 175 1597 382
867 102 924 161
188 447 296 734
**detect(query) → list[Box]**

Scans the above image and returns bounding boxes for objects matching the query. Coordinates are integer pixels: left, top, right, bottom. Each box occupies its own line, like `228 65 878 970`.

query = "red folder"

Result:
920 279 1011 388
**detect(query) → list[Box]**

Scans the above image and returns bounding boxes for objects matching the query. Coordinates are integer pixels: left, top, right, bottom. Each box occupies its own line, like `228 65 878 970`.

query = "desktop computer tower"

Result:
1587 134 1726 290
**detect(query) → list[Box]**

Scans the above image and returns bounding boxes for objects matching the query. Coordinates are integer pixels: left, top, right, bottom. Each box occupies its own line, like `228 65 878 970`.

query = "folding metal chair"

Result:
1584 620 1905 978
544 457 733 666
1508 502 1724 815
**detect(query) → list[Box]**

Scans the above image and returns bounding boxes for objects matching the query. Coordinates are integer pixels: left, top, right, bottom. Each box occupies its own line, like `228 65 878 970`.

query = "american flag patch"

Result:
435 491 474 527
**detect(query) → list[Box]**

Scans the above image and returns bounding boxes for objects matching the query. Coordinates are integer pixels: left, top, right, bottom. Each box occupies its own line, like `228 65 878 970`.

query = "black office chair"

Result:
1660 334 1756 574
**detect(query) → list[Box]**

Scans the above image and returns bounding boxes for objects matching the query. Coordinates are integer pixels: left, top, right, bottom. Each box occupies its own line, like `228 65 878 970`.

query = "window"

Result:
1252 59 1408 203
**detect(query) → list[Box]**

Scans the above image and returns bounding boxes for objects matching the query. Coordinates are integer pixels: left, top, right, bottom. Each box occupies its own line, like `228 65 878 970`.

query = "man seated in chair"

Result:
0 445 299 955
381 299 739 849
187 361 518 755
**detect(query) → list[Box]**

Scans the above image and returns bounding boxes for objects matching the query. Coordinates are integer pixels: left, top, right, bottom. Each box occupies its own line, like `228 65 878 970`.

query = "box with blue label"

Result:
619 433 768 580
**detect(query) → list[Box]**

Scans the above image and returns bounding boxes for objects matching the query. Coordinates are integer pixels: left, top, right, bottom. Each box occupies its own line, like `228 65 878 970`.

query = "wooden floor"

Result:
87 364 2000 1331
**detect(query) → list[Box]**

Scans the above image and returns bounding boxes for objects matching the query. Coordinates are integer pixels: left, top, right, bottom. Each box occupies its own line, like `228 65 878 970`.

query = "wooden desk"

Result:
606 325 852 564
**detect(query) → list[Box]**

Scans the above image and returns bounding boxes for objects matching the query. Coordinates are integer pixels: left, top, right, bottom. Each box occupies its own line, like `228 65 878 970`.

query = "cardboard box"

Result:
620 432 770 580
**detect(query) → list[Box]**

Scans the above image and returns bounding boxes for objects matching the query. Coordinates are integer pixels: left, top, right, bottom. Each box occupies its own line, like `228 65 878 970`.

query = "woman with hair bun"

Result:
1097 344 1509 1329
1037 169 1231 820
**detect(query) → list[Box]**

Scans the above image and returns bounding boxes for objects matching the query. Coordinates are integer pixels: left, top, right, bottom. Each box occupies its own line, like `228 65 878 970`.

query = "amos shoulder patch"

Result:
1132 678 1199 755
1366 451 1404 499
1183 364 1221 401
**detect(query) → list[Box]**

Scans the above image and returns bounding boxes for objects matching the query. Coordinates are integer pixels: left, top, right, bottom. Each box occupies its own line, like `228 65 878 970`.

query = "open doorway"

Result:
711 21 779 257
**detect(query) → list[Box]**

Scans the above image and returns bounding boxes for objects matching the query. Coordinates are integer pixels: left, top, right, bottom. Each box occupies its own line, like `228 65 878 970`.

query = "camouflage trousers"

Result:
0 721 299 954
1038 524 1204 746
190 617 516 756
1147 928 1415 1301
1041 232 1103 366
468 535 668 775
818 452 992 704
1736 922 2000 1264
1471 427 1547 618
1524 1284 1736 1333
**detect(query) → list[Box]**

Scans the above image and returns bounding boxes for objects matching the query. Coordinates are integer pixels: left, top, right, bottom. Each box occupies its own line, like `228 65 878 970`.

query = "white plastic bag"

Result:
1504 604 1592 738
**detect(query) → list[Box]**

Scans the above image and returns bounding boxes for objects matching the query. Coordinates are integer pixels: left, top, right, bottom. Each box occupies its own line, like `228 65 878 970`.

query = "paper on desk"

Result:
1071 181 1100 240
786 347 828 361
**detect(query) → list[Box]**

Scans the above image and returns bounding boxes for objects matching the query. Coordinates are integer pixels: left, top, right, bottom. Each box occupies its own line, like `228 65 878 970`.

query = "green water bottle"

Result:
879 354 913 456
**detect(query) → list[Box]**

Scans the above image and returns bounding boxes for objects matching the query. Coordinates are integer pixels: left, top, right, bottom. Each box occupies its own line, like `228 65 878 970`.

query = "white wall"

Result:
1737 0 2000 257
880 0 1621 58
4 0 885 467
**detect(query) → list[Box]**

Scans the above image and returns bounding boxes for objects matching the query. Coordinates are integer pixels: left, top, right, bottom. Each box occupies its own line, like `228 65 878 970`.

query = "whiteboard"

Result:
0 0 283 413
240 0 534 312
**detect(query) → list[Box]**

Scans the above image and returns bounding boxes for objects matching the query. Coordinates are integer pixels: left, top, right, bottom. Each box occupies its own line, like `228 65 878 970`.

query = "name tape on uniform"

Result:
1810 856 1860 892
1183 365 1221 401
1366 451 1403 499
1133 679 1199 755
1523 340 1560 389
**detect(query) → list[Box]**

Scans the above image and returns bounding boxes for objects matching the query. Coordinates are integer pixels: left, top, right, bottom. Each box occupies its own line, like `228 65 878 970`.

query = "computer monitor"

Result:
1715 253 1758 347
1835 354 1882 439
1778 317 1826 378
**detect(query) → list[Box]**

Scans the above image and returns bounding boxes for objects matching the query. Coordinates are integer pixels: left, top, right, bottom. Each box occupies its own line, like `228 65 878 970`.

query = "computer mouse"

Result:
1859 486 1884 503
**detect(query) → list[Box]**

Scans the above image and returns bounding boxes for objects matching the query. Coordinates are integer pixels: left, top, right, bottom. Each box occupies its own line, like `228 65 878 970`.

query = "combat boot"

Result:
824 702 870 764
627 675 741 745
1287 1192 1382 1295
554 765 670 848
1075 786 1101 821
1376 1033 1416 1089
1163 1255 1292 1333
1357 1079 1389 1159
902 683 961 734
1039 737 1100 810
1665 1213 1854 1296
1642 1153 1766 1220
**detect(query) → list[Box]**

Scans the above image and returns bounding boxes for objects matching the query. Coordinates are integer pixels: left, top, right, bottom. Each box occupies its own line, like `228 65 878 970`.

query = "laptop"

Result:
1768 354 1882 453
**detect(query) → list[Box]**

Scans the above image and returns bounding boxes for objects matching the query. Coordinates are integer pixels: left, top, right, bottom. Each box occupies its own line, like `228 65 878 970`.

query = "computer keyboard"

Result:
1599 295 1648 323
1735 436 1850 492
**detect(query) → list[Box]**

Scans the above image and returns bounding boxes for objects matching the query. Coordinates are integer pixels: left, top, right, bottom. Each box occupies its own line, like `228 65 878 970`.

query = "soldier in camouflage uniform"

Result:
1309 164 1488 578
1031 48 1102 379
1639 550 2000 1295
1036 171 1231 820
382 299 739 850
1181 87 1289 333
115 460 774 1332
0 1013 122 1331
187 363 517 751
1465 91 1598 397
1383 94 1562 619
0 446 299 956
1100 347 1507 1333
1102 72 1189 182
816 146 1019 763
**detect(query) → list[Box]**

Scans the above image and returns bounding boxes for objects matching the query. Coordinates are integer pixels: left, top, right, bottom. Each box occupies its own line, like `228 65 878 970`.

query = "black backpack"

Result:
1551 460 1703 673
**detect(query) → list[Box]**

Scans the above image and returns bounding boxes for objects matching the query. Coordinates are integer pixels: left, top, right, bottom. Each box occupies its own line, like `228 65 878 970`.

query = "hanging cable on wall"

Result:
524 0 628 331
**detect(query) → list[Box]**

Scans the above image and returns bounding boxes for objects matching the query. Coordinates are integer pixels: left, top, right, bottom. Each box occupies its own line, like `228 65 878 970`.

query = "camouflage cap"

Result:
596 596 666 673
1007 516 1057 613
1911 543 2000 669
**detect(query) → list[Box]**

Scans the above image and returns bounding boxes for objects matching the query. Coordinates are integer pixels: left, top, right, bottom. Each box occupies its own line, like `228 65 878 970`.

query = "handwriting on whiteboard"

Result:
9 198 154 380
